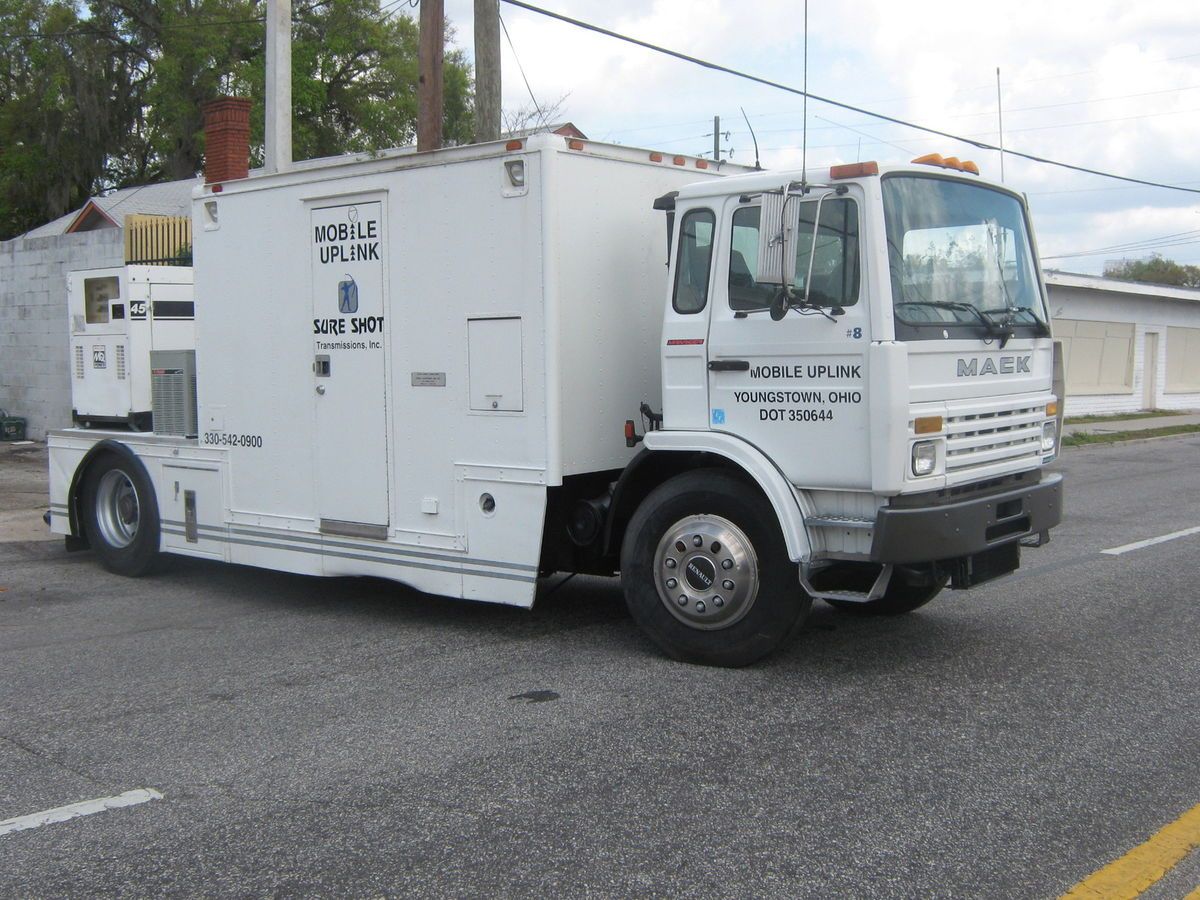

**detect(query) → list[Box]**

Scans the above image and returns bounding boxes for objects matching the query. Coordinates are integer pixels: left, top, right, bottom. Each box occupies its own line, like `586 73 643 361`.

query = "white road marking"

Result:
0 788 163 837
1102 526 1200 557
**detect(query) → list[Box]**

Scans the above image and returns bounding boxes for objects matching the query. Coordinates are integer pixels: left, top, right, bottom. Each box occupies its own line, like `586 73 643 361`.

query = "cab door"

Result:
705 189 872 489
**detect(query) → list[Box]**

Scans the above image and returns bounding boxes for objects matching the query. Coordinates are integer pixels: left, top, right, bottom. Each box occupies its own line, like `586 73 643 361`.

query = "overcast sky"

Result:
420 0 1200 275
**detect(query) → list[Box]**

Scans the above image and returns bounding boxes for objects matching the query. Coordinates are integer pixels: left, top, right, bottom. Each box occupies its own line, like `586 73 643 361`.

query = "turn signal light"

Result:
914 415 943 435
1046 401 1058 417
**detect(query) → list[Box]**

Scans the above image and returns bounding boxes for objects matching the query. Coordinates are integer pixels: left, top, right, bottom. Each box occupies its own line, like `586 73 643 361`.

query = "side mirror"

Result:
769 289 790 321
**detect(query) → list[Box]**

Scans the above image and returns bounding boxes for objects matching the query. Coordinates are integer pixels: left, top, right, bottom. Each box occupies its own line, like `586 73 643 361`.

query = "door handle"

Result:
707 359 750 372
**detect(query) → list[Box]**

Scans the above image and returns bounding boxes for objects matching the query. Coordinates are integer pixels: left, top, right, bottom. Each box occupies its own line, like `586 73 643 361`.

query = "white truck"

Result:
47 134 1063 666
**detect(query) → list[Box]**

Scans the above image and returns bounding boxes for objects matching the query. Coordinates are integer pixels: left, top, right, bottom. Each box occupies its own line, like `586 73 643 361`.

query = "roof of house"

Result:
1044 270 1200 304
22 178 200 239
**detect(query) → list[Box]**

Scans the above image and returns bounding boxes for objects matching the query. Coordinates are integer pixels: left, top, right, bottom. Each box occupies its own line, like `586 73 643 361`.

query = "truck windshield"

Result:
882 175 1048 341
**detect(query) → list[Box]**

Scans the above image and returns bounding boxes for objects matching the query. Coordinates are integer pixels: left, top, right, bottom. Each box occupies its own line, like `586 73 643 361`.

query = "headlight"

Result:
911 440 936 476
1042 420 1057 453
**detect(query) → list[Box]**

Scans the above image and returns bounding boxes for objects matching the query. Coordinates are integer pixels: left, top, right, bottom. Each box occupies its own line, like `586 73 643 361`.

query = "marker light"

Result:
1046 400 1058 417
912 153 981 175
912 441 937 476
568 139 585 151
830 161 879 179
505 139 524 151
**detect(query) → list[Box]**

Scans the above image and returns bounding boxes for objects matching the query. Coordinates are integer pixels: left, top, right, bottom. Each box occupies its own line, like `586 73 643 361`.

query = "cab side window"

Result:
728 198 861 310
673 209 716 314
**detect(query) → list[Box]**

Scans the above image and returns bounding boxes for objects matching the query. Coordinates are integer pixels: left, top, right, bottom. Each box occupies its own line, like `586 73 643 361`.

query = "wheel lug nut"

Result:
666 578 677 589
723 580 735 591
695 600 706 613
721 559 734 570
710 542 721 553
665 558 677 569
677 595 688 606
713 596 724 607
692 535 703 547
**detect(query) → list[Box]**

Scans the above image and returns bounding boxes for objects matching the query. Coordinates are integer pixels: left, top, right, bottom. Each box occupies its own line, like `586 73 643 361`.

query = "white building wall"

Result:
1047 275 1200 416
0 229 125 440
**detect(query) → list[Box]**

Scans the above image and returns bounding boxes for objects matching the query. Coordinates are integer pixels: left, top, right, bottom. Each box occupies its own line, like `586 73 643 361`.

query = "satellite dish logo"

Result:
338 274 358 314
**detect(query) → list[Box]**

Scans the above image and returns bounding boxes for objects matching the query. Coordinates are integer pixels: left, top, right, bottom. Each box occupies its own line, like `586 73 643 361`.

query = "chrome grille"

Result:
944 401 1043 478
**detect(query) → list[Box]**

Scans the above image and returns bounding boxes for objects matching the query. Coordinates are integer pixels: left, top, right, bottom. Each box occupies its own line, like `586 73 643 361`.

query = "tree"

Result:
0 0 475 240
1104 254 1200 289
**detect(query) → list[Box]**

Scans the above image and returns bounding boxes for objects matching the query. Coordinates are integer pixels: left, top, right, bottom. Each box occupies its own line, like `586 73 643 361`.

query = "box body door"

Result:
310 199 390 532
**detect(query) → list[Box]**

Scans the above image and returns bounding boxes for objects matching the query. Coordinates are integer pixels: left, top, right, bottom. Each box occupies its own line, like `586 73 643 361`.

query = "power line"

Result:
1042 229 1200 260
498 0 1200 196
499 11 543 124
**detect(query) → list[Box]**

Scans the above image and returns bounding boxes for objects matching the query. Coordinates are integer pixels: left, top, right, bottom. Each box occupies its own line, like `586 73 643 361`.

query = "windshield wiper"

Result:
896 300 1011 339
980 306 1051 337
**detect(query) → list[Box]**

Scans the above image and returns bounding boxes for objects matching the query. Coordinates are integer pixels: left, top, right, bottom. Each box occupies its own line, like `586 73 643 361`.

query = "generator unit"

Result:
68 265 194 430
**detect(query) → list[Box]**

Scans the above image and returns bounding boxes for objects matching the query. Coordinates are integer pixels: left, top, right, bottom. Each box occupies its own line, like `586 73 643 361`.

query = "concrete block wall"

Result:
0 229 124 440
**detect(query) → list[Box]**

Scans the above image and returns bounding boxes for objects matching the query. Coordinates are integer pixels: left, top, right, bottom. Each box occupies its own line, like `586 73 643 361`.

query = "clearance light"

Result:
568 139 585 151
914 415 943 435
505 139 524 151
696 159 709 169
673 156 686 166
912 153 981 176
1046 400 1058 417
830 161 879 179
649 152 663 162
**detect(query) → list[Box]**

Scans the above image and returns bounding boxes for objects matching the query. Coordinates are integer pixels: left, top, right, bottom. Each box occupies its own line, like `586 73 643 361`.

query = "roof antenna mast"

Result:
740 107 761 170
800 0 808 192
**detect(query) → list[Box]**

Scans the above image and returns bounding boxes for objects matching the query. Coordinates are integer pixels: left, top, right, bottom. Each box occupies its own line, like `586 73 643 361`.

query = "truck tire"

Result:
80 453 161 577
823 568 947 616
620 469 810 667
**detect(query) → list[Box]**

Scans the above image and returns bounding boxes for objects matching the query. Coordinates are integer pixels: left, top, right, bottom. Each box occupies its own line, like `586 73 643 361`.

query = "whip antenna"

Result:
740 107 761 170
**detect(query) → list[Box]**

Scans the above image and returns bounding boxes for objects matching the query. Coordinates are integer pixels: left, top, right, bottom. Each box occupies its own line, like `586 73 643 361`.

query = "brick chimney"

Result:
202 97 252 184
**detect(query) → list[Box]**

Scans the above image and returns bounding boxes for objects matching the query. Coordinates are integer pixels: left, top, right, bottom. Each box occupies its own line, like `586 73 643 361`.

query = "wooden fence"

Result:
124 214 192 265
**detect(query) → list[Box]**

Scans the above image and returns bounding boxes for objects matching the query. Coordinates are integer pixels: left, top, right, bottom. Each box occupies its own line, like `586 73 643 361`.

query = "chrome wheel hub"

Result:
653 514 758 630
95 469 139 549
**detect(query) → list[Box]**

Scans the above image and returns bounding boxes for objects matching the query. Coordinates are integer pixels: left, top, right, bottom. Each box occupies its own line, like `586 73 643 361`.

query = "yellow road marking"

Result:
1062 802 1200 899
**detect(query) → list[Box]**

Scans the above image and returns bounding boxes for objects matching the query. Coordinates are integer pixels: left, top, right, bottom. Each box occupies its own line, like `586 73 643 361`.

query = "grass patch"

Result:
1063 424 1200 447
1064 410 1183 425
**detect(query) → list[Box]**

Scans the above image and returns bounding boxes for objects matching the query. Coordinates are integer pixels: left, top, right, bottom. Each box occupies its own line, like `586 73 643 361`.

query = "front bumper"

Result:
870 472 1063 564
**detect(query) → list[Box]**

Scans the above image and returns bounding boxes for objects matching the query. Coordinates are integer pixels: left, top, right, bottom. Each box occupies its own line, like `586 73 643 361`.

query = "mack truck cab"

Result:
616 157 1063 665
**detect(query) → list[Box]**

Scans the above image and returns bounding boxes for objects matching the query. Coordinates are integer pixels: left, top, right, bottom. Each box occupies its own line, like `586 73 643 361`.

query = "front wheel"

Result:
80 453 161 576
620 469 811 667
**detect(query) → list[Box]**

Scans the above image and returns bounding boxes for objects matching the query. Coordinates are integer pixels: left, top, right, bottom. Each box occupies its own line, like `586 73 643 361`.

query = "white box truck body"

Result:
48 135 1063 666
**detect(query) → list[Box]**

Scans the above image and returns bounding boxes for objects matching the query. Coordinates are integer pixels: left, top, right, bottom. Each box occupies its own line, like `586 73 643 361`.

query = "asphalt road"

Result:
1 436 1198 897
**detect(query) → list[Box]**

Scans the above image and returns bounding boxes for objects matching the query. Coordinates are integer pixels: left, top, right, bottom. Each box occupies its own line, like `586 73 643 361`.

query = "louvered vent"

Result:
116 344 127 380
74 345 85 379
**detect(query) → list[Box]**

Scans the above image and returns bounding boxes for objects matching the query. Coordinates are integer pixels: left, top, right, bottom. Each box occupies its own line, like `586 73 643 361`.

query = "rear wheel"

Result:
80 453 161 576
620 469 810 667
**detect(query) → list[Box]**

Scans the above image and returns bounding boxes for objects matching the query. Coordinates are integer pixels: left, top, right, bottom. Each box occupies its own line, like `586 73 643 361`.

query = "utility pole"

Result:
713 115 720 162
474 0 501 143
264 0 292 173
418 0 444 152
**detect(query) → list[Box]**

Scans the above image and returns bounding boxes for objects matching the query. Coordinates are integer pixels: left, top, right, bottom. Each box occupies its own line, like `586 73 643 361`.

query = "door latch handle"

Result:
707 359 750 372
